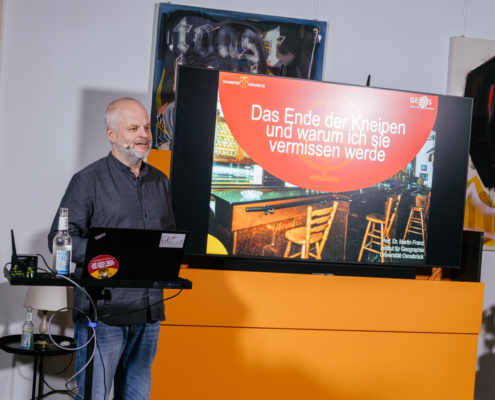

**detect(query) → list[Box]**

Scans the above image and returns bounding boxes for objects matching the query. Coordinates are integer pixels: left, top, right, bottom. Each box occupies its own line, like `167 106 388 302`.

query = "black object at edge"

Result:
450 231 484 282
183 255 416 280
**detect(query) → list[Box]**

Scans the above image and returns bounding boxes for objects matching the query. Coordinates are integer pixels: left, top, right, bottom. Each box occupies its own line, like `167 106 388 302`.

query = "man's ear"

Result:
107 127 116 145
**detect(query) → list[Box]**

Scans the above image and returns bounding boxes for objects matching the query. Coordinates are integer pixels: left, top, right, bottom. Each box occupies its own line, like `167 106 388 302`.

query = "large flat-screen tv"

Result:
170 66 472 277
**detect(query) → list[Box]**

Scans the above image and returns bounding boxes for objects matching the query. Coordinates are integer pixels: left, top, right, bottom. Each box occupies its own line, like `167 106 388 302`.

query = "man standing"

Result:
48 98 175 399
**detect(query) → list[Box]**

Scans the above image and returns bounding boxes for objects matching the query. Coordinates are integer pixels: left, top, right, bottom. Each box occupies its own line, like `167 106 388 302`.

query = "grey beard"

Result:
115 137 151 165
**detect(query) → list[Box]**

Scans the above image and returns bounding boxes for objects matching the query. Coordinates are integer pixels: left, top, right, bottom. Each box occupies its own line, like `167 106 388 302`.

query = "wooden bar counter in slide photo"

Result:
150 268 483 400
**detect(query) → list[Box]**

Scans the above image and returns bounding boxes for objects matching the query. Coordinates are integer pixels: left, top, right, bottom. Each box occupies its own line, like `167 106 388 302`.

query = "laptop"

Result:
81 227 189 283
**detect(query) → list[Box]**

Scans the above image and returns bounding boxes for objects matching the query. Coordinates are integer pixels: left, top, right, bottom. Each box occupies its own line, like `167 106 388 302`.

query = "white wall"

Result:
1 0 494 398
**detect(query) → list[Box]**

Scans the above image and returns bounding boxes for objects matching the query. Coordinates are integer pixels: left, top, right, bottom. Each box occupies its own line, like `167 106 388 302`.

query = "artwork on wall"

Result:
150 3 328 150
447 36 495 249
420 173 428 181
421 165 427 171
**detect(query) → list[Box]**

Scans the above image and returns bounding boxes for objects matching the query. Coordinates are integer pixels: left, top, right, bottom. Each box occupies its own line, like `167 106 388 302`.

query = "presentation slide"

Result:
208 71 439 264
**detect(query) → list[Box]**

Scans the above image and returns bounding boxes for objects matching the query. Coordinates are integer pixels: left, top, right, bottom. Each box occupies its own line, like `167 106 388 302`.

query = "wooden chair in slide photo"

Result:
358 195 401 263
403 192 431 254
284 201 339 260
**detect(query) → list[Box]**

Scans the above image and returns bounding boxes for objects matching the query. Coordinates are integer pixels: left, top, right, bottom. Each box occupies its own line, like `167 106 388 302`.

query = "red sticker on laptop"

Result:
88 255 119 279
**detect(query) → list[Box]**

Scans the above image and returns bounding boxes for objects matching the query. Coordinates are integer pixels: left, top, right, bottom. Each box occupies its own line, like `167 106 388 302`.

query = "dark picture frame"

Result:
150 4 328 150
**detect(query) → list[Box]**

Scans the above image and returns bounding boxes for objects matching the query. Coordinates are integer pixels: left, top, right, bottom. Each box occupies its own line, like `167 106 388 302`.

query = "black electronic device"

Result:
10 230 37 277
169 66 473 277
81 227 189 282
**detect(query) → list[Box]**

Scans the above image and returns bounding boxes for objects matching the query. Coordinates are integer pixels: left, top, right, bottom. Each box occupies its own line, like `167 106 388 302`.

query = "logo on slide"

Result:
240 76 249 89
221 76 265 89
418 96 430 109
410 95 433 109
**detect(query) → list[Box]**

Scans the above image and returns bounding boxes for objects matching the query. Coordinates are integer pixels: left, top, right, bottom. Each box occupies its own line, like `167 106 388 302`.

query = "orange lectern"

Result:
151 268 483 400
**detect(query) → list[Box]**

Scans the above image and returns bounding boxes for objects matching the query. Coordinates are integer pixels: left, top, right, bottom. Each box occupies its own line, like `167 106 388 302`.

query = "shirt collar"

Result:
107 151 148 177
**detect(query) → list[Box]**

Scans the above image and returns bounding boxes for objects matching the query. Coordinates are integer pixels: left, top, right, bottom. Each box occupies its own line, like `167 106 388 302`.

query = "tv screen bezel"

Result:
170 66 473 272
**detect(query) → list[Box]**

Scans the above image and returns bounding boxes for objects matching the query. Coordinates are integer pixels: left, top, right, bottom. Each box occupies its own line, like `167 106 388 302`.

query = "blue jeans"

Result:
74 317 161 399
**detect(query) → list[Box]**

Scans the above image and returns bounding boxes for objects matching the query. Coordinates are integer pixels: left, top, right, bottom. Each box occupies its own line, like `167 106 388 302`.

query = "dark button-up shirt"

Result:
48 152 175 325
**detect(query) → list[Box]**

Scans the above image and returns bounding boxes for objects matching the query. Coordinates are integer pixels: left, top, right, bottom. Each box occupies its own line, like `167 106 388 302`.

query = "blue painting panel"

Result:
151 4 328 149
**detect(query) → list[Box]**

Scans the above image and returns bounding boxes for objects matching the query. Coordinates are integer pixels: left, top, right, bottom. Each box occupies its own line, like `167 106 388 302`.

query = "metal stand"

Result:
0 334 76 399
4 268 192 400
33 352 44 399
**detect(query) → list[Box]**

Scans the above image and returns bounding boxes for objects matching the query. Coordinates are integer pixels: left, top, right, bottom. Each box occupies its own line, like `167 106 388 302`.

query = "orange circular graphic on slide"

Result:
88 255 119 279
218 71 438 193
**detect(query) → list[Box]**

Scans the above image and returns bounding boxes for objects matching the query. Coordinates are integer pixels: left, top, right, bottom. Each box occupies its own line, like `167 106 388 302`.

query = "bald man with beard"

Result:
48 98 175 399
